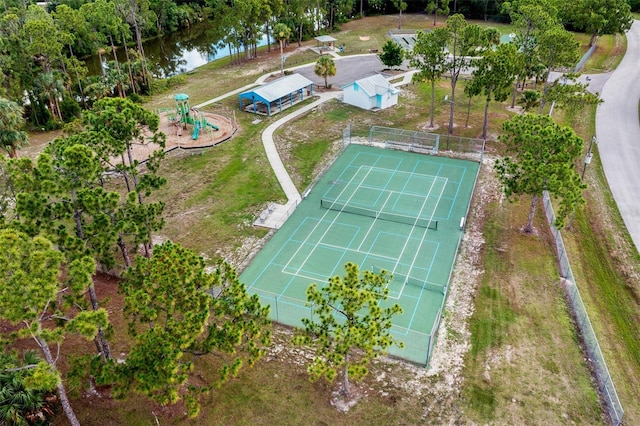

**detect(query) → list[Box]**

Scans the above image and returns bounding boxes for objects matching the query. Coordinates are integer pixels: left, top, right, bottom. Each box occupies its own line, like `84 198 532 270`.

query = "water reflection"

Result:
85 22 268 78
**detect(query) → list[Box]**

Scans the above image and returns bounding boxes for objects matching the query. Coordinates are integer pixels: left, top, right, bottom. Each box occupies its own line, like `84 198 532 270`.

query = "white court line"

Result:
278 266 419 301
316 240 401 262
355 165 437 178
327 164 448 300
285 162 445 302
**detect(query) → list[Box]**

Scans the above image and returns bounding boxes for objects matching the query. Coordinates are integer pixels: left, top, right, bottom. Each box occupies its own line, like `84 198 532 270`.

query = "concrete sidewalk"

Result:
255 91 341 229
252 68 416 229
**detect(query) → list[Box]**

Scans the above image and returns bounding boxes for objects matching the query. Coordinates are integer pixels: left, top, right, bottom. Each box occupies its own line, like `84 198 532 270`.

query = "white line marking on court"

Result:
315 241 401 261
283 160 448 308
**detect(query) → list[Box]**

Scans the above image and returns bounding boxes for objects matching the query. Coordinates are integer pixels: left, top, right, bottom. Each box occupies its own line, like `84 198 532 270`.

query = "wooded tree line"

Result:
0 0 634 130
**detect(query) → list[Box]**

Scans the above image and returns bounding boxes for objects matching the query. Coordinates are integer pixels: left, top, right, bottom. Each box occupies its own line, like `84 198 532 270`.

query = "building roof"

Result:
315 35 337 43
239 74 314 103
342 74 401 97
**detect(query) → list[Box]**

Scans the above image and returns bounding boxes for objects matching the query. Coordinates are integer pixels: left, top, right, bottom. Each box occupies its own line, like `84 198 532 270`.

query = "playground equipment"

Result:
190 107 219 140
172 93 219 140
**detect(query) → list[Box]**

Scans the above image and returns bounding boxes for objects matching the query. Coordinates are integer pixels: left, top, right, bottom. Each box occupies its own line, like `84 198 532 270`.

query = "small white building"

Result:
341 74 400 111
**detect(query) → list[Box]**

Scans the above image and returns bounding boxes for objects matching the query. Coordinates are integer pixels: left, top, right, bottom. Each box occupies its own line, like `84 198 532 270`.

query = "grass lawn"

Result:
150 101 285 261
27 14 638 426
460 198 601 424
557 105 640 423
580 33 627 73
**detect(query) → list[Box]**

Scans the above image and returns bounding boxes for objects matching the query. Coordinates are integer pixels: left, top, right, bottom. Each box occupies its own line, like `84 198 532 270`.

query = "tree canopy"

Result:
293 262 403 397
315 55 336 89
444 14 496 134
408 27 449 128
0 351 59 426
0 229 108 426
273 22 292 75
467 42 518 139
560 0 632 45
379 39 404 69
113 241 271 417
495 114 586 232
0 98 28 158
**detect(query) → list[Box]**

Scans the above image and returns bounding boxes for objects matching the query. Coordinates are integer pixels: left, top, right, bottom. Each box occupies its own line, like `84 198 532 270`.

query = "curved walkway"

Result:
257 91 340 228
596 20 640 252
256 69 417 229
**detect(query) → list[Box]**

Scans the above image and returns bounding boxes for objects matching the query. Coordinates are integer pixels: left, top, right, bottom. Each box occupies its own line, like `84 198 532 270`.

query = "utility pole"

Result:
581 136 597 180
568 136 597 229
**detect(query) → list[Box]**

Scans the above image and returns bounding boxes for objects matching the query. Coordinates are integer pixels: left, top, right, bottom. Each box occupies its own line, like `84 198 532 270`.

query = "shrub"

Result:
60 97 81 122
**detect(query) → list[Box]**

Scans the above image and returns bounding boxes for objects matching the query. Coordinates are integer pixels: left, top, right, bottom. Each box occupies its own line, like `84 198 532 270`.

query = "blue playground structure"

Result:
171 93 219 140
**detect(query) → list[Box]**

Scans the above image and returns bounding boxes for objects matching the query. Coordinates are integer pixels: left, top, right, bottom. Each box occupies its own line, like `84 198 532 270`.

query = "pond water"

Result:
85 21 269 78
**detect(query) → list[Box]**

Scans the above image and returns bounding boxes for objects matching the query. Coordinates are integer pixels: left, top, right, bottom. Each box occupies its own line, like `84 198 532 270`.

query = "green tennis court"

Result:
240 144 480 364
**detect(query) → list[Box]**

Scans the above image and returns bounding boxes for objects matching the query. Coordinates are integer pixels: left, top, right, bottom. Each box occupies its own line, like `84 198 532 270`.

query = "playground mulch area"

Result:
126 112 238 164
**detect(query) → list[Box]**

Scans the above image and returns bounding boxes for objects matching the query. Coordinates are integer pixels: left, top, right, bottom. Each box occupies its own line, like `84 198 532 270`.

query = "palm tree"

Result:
314 56 336 89
273 23 292 76
518 90 541 112
392 0 407 29
0 351 57 425
84 75 112 104
34 72 65 121
0 98 29 158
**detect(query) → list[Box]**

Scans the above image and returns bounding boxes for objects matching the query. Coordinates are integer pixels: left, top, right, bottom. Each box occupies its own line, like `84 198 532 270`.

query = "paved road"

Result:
596 20 640 252
295 54 385 87
548 71 612 95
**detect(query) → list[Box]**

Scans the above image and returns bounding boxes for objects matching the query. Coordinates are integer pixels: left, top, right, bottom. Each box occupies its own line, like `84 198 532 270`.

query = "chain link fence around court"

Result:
362 126 485 161
542 191 624 426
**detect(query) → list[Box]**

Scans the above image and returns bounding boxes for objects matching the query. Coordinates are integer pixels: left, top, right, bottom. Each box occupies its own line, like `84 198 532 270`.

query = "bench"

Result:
257 211 268 224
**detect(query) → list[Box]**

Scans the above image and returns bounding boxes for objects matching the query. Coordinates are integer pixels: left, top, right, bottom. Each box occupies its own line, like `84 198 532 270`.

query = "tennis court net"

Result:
394 273 446 294
370 266 446 294
321 198 438 230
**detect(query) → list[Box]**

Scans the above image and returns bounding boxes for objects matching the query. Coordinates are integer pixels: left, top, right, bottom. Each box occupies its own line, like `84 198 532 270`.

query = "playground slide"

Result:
203 118 219 131
192 121 201 140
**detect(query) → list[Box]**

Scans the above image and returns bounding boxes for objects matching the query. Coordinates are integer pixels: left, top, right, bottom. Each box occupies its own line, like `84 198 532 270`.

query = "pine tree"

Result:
293 262 403 397
495 114 586 232
114 242 271 417
0 229 108 426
